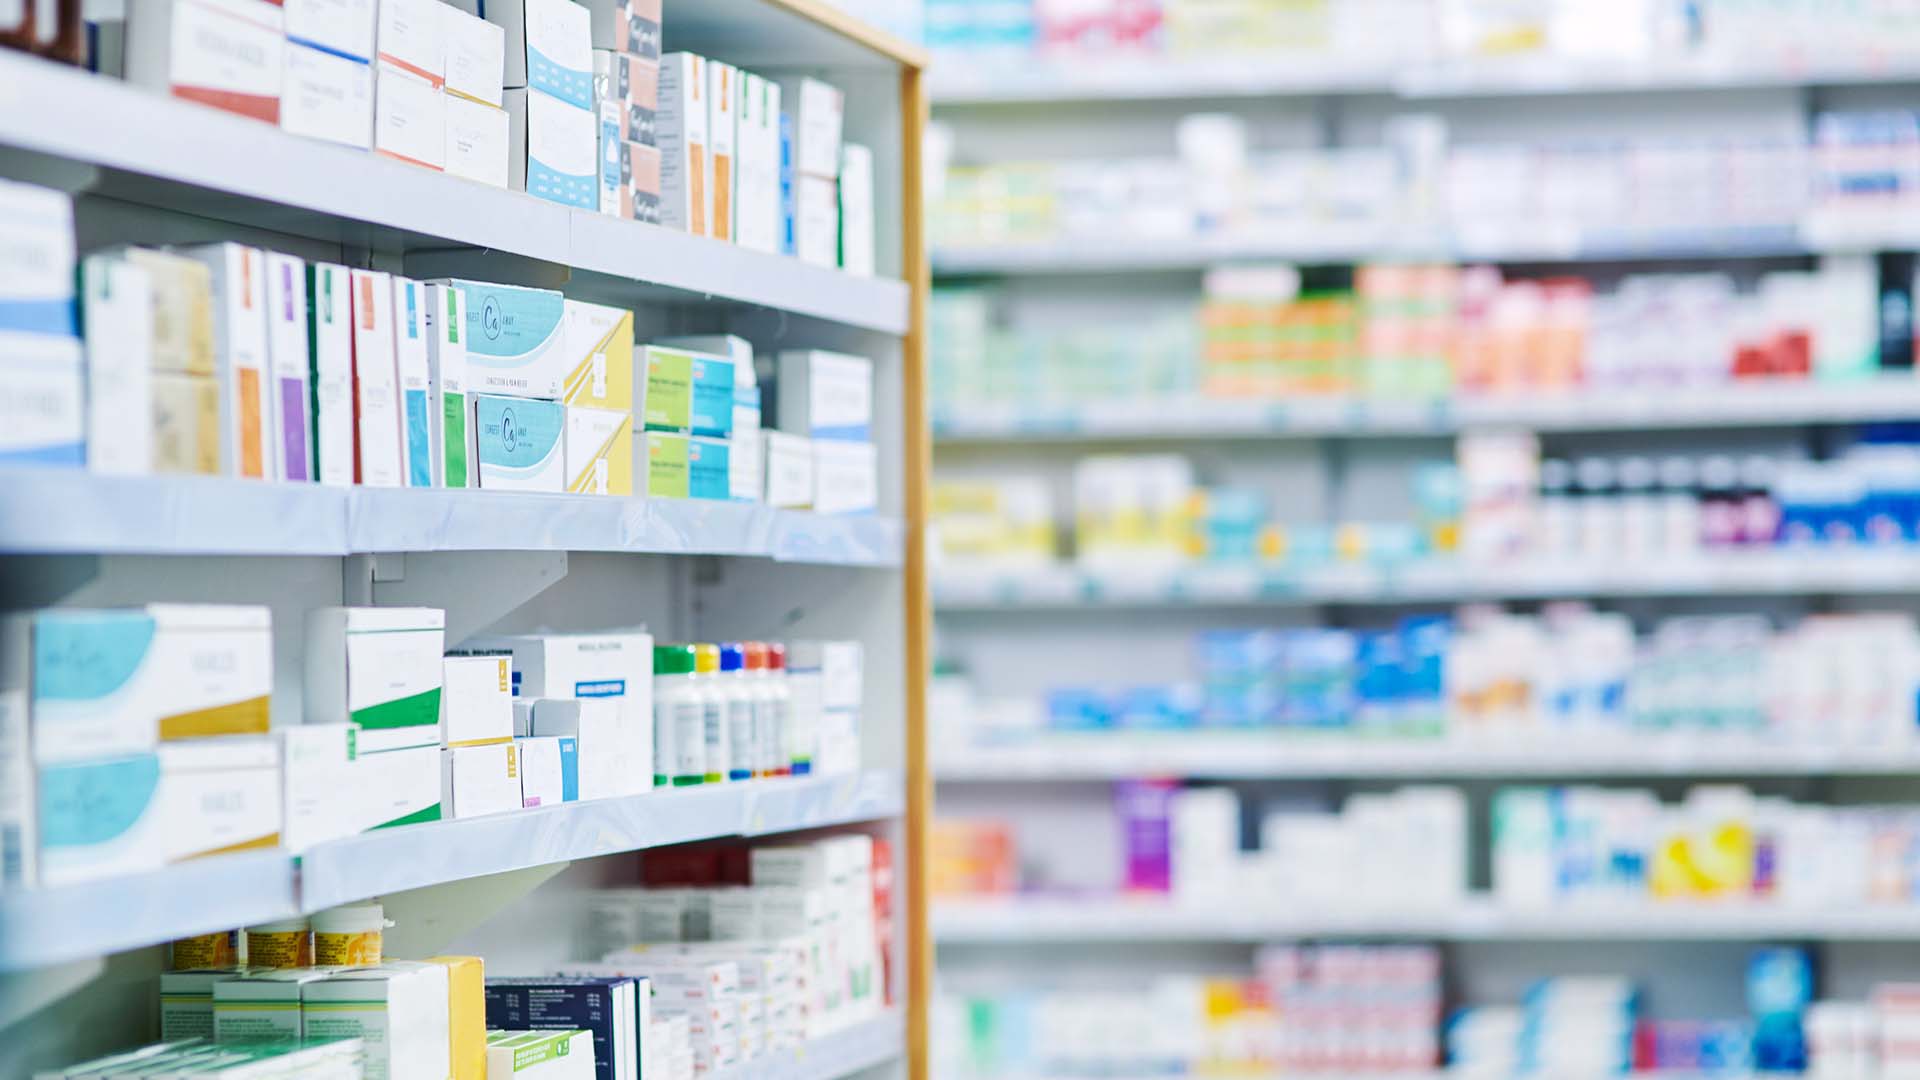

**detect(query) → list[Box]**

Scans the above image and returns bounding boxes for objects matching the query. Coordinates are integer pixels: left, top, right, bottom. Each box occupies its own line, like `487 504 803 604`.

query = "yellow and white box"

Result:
466 631 653 791
304 961 452 1080
566 405 632 496
812 439 877 516
305 606 446 753
762 431 813 509
441 740 522 819
486 1029 595 1080
507 86 599 210
430 954 490 1080
80 253 155 476
161 967 245 1041
446 92 511 188
444 3 505 107
157 734 282 861
264 252 315 483
125 0 285 125
706 60 738 243
152 370 220 476
281 722 361 853
309 262 356 486
214 969 332 1042
442 653 513 748
424 282 476 488
529 696 628 801
561 300 635 412
657 53 709 236
282 35 375 149
186 243 272 481
121 247 213 379
392 276 435 487
354 743 442 830
734 74 782 255
349 268 403 487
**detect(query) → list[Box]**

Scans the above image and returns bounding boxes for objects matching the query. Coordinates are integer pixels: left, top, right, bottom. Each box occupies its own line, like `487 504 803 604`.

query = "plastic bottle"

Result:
741 642 772 778
654 644 704 787
761 643 791 777
312 901 389 966
718 643 754 782
694 644 728 785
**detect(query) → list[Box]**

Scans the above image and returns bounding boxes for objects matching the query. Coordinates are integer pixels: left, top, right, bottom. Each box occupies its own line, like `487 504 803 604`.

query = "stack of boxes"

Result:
485 975 646 1080
444 3 510 187
438 652 521 818
282 0 376 150
591 0 664 222
468 630 656 802
374 0 448 172
635 341 736 500
493 0 599 209
561 299 638 495
126 0 286 125
775 349 878 514
302 607 448 831
447 278 570 491
0 179 84 469
782 77 843 267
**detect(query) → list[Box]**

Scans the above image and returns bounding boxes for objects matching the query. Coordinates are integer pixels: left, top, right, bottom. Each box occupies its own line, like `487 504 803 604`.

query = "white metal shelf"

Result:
0 770 900 973
933 897 1920 944
933 552 1920 611
934 735 1920 782
0 51 908 335
718 1011 904 1080
0 467 904 565
932 378 1920 444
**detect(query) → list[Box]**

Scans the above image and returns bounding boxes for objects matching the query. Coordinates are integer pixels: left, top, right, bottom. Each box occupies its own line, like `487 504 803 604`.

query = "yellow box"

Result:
429 955 487 1080
566 406 633 496
561 300 635 411
153 372 220 475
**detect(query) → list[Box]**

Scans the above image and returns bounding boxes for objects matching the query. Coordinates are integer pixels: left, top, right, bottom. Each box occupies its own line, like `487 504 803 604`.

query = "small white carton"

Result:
762 431 813 509
282 40 375 149
529 696 631 800
348 268 402 487
308 262 357 486
423 282 476 488
263 252 315 482
81 253 155 476
442 653 514 747
657 53 709 236
304 606 446 753
185 243 272 480
125 0 285 125
441 741 523 819
391 275 434 487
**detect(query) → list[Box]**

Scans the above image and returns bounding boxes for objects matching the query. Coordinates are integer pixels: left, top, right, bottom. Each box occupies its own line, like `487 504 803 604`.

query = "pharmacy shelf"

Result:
0 468 904 566
932 897 1920 944
929 53 1920 105
719 1010 905 1080
0 51 908 335
933 552 1920 611
299 770 903 912
931 378 1920 444
0 849 298 974
934 735 1920 782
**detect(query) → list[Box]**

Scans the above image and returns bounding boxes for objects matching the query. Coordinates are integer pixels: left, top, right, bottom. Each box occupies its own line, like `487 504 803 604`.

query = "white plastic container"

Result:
753 643 790 778
718 644 755 782
694 644 729 784
654 644 704 788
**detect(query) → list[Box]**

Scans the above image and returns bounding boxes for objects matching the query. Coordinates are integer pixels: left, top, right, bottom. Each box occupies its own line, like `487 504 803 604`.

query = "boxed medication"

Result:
486 1029 595 1080
392 276 434 487
155 734 282 862
582 0 661 56
839 143 876 277
794 174 840 269
508 86 599 209
735 75 782 254
262 253 314 482
124 246 214 377
658 52 709 236
777 350 872 441
151 371 220 475
595 49 658 146
567 406 632 496
375 59 446 170
303 961 452 1080
638 345 733 436
485 0 593 108
442 741 523 819
355 743 442 830
429 955 490 1080
689 436 730 500
562 300 635 411
446 93 511 187
600 102 626 217
161 967 245 1040
0 184 81 470
281 722 360 853
781 76 844 181
80 253 154 476
485 976 640 1080
475 393 566 492
516 734 579 806
642 430 688 498
424 282 475 488
731 429 763 502
126 0 284 124
443 2 505 107
304 606 446 753
430 279 567 398
812 439 878 515
284 0 375 61
442 653 514 747
349 268 403 486
0 335 82 469
308 262 356 486
763 431 813 509
707 61 739 243
214 969 331 1041
282 39 374 149
375 0 443 86
467 631 652 774
0 689 30 891
529 697 630 800
184 243 271 480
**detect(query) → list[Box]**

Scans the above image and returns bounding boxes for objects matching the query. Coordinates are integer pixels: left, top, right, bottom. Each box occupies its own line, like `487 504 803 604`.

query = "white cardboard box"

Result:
348 268 402 486
302 962 452 1080
442 653 514 747
812 439 876 515
156 735 281 862
374 0 444 86
391 275 434 487
185 243 272 480
779 76 843 181
839 143 875 277
441 742 523 819
355 744 443 830
284 0 376 61
734 74 781 254
442 1 505 107
507 87 599 210
515 734 577 807
445 93 511 188
375 60 446 170
794 174 839 269
0 689 32 892
423 282 476 488
126 0 285 125
263 252 315 482
485 0 593 109
775 350 872 442
281 722 360 853
565 405 631 496
304 606 446 753
657 53 709 236
529 696 630 800
762 431 813 509
707 60 739 243
282 40 374 150
309 262 356 486
80 254 154 476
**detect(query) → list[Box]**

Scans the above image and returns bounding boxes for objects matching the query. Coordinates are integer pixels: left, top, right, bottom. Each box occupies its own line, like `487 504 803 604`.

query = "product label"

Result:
646 433 689 498
314 929 382 966
526 89 599 209
671 699 704 782
475 394 565 491
645 349 691 430
458 280 566 398
701 698 726 783
726 698 753 780
442 391 469 487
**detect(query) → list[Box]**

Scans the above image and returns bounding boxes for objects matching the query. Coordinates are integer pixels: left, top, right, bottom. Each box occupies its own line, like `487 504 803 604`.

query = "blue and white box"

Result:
391 276 434 488
689 436 730 500
0 180 82 467
508 86 599 210
775 350 871 442
514 734 578 806
431 279 567 398
485 0 594 109
474 393 565 492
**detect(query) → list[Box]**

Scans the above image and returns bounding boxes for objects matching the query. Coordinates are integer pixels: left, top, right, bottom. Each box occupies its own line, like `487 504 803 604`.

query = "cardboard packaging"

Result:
776 350 872 441
281 721 360 853
642 430 687 498
581 0 661 56
794 173 839 269
528 697 629 801
689 436 730 500
0 186 82 467
308 262 356 485
375 0 443 86
214 969 331 1041
282 40 374 149
151 371 220 475
629 139 663 224
442 653 514 747
429 956 490 1080
303 961 453 1080
839 143 876 277
780 76 844 182
0 689 31 891
125 0 284 124
658 53 709 236
638 345 733 436
348 268 403 486
284 0 375 60
474 393 566 491
484 976 640 1080
262 252 314 482
122 246 213 378
485 1030 595 1080
356 743 442 829
424 282 476 487
0 335 83 468
812 439 878 515
445 92 511 187
160 967 244 1040
594 49 658 146
391 275 434 487
155 734 282 861
734 75 782 254
430 279 568 399
561 300 635 411
508 86 598 209
375 59 446 170
763 431 813 509
515 734 578 806
185 243 271 480
730 429 763 502
304 606 446 753
707 60 738 242
465 632 653 791
566 406 632 496
441 741 522 819
81 254 154 475
443 2 505 106
484 0 593 108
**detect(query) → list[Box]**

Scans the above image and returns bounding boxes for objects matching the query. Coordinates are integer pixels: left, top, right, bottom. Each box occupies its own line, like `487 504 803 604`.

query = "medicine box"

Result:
304 606 446 753
281 722 359 853
214 969 331 1042
155 734 282 862
424 283 475 488
284 0 375 61
441 741 523 819
485 0 593 109
486 1030 595 1080
283 39 375 149
763 431 813 509
735 75 782 254
529 697 629 801
432 279 567 398
629 140 663 225
642 430 688 498
1 334 84 469
840 143 876 277
442 653 513 747
151 371 220 475
263 253 314 482
355 743 442 830
185 243 272 480
349 268 403 487
600 101 624 216
812 439 878 515
485 977 639 1080
731 429 764 502
161 967 243 1041
780 76 843 181
123 247 214 377
515 735 579 807
303 961 452 1080
777 350 872 442
392 276 434 487
689 436 730 501
429 955 490 1080
594 50 658 146
657 53 709 236
125 0 285 125
466 632 652 768
375 0 443 86
562 300 635 411
474 393 566 492
446 93 511 188
80 254 154 476
442 2 505 107
794 174 839 269
582 0 661 57
308 262 356 486
707 60 738 243
0 690 31 891
567 406 632 496
638 346 733 436
508 87 599 210
376 59 446 170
